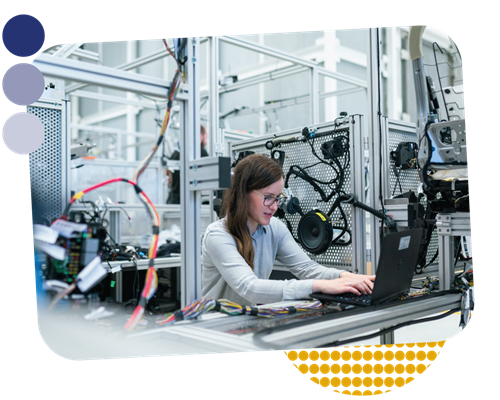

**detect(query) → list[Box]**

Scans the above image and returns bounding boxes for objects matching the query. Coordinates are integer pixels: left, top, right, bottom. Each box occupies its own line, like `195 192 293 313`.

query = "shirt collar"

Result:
253 224 267 236
222 216 267 236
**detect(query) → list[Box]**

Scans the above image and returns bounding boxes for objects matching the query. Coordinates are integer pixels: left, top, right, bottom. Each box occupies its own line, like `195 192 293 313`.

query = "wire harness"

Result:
155 298 323 326
51 38 187 331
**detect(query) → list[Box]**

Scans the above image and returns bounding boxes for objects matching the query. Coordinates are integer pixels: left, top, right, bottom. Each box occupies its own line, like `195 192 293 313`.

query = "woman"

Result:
202 154 375 306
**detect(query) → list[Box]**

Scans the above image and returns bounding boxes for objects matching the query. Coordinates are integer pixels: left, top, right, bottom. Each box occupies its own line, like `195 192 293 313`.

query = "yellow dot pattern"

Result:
288 341 445 395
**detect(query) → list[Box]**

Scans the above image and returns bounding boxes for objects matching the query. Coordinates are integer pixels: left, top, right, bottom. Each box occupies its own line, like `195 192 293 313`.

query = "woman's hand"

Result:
312 272 376 296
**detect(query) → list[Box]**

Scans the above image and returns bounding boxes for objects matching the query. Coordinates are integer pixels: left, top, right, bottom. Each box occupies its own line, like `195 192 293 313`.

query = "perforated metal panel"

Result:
230 117 367 272
386 127 420 197
28 101 69 223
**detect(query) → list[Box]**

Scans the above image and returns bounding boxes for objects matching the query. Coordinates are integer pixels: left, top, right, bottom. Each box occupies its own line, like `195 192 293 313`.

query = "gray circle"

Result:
3 112 45 154
3 63 45 105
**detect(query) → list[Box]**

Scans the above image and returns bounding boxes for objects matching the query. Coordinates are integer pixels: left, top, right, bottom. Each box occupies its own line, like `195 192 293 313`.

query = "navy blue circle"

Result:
3 15 45 57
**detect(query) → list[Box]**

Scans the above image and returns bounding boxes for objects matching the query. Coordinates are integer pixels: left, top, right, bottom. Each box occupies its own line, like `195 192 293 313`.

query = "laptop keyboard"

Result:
331 293 372 305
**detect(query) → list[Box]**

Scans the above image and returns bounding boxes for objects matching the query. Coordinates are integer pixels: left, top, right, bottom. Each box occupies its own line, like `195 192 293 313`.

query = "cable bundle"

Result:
123 39 186 329
132 39 186 183
155 299 323 326
50 39 188 328
258 301 323 316
124 266 158 331
156 298 218 325
218 299 323 318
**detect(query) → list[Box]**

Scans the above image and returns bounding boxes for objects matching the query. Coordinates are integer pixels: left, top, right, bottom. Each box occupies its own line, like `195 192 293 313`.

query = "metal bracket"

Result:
436 212 471 290
70 143 95 160
435 212 471 236
427 119 467 165
188 156 231 191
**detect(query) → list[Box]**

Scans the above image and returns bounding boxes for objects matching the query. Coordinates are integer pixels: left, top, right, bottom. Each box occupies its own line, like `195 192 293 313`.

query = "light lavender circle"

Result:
3 112 45 154
3 63 45 105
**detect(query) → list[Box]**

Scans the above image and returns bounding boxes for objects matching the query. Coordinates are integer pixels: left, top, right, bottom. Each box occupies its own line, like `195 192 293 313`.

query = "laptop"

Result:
310 228 423 307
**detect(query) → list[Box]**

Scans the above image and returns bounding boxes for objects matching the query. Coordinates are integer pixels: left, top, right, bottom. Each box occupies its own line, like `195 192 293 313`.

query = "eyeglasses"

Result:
254 190 287 207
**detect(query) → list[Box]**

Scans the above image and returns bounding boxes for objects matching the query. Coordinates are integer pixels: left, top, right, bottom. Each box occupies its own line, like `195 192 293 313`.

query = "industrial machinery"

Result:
410 26 467 198
407 26 470 290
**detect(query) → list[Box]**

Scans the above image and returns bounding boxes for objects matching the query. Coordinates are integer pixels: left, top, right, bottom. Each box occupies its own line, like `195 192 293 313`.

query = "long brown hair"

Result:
220 154 284 270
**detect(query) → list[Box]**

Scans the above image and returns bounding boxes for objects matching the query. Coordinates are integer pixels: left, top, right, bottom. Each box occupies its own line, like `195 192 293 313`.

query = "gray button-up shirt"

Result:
201 217 342 305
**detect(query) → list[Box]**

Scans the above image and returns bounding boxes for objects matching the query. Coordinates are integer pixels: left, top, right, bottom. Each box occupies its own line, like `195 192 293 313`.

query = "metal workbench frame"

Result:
126 293 463 353
253 293 462 348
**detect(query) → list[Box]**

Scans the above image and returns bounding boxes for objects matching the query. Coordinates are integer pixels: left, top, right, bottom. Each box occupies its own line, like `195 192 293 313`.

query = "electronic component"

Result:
34 218 110 316
297 210 333 255
44 220 102 286
271 149 285 167
301 126 318 139
280 195 303 216
321 137 346 159
390 141 418 169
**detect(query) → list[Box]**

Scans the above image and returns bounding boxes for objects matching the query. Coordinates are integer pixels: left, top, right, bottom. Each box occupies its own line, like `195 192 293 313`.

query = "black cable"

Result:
420 249 438 273
353 198 387 221
285 165 340 203
307 135 348 190
432 42 449 121
132 266 140 304
326 152 346 191
415 197 438 274
375 29 387 246
105 231 119 249
80 200 100 222
453 236 463 266
321 308 460 347
320 196 351 246
283 134 349 206
392 166 403 197
328 194 392 231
